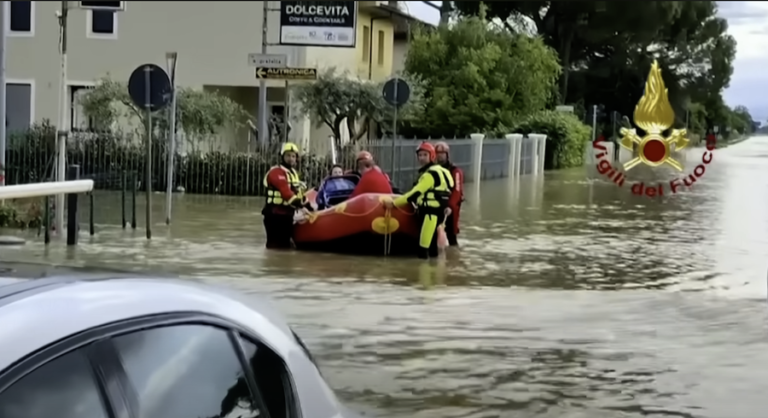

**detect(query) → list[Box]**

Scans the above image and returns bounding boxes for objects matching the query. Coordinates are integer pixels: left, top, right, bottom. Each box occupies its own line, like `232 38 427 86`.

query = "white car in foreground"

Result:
0 275 357 418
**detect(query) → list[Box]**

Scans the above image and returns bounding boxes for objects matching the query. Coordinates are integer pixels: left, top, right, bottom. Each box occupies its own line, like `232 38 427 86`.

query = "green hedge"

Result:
4 122 335 196
512 111 591 170
0 202 42 229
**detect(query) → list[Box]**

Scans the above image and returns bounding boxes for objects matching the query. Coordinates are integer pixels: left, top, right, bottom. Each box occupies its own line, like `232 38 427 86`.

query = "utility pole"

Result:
0 2 7 187
258 1 269 143
439 1 453 25
165 52 178 225
55 0 69 235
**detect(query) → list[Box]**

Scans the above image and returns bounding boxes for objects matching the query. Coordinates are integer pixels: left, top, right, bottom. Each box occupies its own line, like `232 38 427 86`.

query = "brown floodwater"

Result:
1 137 767 418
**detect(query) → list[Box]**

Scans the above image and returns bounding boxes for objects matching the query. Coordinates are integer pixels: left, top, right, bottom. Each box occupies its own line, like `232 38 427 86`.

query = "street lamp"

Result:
164 52 177 225
165 52 178 76
54 2 125 233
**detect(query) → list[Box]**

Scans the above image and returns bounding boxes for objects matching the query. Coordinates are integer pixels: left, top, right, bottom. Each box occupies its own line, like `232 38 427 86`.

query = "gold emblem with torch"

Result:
620 60 689 171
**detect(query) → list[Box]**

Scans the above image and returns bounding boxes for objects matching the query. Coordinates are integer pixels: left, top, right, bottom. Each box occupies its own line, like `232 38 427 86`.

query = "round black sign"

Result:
382 78 411 108
128 63 172 112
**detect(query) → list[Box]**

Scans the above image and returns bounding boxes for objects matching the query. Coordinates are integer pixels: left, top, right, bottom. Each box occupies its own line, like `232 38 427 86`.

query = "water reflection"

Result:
2 138 768 417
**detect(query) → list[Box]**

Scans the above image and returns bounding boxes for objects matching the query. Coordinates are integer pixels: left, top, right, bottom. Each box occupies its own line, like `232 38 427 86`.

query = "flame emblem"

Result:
619 60 689 171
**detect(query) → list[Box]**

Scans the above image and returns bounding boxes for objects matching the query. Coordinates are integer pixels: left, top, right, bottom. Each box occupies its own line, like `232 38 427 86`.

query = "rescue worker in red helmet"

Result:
383 142 454 259
262 142 310 249
345 151 371 178
348 151 390 180
355 151 374 174
435 141 463 246
349 151 392 198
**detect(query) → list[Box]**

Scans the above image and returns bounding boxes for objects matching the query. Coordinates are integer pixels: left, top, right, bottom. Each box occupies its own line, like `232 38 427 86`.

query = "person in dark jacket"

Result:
435 142 464 246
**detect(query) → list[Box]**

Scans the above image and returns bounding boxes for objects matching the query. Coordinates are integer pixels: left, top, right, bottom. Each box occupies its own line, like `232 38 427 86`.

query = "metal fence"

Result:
3 125 543 196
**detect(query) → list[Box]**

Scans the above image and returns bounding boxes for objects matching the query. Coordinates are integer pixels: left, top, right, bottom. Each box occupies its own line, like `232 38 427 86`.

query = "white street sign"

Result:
248 53 288 68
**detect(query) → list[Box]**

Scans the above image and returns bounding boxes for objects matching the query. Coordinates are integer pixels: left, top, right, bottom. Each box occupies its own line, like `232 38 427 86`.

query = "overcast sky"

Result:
405 1 766 122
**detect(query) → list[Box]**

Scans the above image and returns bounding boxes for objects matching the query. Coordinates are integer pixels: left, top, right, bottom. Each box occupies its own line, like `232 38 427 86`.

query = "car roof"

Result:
0 274 297 372
0 278 26 287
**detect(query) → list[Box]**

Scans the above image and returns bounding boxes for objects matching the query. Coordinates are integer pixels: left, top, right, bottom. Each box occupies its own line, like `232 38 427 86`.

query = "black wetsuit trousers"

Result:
262 209 295 249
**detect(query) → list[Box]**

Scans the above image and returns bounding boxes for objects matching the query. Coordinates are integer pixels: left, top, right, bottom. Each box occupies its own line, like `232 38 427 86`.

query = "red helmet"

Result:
356 151 373 162
434 141 450 155
416 142 436 162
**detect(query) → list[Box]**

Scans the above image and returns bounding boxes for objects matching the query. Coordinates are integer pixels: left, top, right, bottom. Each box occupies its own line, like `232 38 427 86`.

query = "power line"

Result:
420 1 441 11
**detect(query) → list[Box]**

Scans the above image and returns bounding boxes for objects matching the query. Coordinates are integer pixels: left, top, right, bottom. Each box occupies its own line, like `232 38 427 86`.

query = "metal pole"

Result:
44 196 51 244
0 1 7 187
613 111 619 161
282 80 289 143
131 171 137 229
258 0 269 143
143 66 152 240
88 191 94 235
165 53 177 225
389 80 398 177
65 164 79 246
121 170 126 228
329 135 337 164
55 0 69 235
591 104 597 141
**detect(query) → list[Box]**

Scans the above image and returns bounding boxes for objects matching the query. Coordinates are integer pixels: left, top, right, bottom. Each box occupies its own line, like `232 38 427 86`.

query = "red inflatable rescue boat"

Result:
294 192 420 255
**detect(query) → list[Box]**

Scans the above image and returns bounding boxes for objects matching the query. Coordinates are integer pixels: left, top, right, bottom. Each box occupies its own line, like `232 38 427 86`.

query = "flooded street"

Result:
2 137 768 417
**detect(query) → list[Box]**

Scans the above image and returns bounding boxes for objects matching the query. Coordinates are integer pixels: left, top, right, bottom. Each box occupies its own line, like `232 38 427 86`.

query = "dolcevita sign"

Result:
279 1 357 48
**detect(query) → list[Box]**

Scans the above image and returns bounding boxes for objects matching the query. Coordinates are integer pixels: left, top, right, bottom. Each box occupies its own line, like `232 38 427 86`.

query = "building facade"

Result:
4 1 413 153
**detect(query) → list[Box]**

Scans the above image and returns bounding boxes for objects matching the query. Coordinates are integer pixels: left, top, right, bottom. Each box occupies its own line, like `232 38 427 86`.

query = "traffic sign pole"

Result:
0 1 7 187
283 59 290 143
382 78 411 182
258 0 269 144
144 66 153 240
390 83 398 177
127 63 171 239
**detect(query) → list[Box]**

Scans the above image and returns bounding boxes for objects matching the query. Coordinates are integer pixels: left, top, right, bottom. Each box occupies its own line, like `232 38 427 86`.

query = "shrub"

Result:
513 111 591 170
0 201 43 229
404 16 560 137
4 122 335 196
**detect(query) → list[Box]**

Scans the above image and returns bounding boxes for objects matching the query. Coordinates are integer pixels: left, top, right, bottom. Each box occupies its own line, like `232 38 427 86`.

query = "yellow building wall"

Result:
355 11 395 82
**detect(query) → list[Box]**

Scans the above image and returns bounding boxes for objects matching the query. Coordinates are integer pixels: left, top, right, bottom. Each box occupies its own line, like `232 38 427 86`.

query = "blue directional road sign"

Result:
128 63 172 112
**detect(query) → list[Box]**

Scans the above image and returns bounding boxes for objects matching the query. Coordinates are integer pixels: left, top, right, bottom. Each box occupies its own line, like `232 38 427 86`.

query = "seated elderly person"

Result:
315 165 357 210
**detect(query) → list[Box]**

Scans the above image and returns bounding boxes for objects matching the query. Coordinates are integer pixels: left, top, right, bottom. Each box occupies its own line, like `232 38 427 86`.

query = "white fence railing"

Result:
0 180 94 200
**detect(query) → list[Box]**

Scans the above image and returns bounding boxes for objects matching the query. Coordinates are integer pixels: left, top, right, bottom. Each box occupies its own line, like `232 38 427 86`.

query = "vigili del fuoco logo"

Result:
592 60 717 198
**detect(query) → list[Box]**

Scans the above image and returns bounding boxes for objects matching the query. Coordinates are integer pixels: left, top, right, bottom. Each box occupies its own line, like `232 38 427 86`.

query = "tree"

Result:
671 3 736 129
292 69 378 144
292 68 424 144
685 101 708 136
404 16 560 137
455 1 684 103
729 105 755 134
78 77 250 138
454 1 736 125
